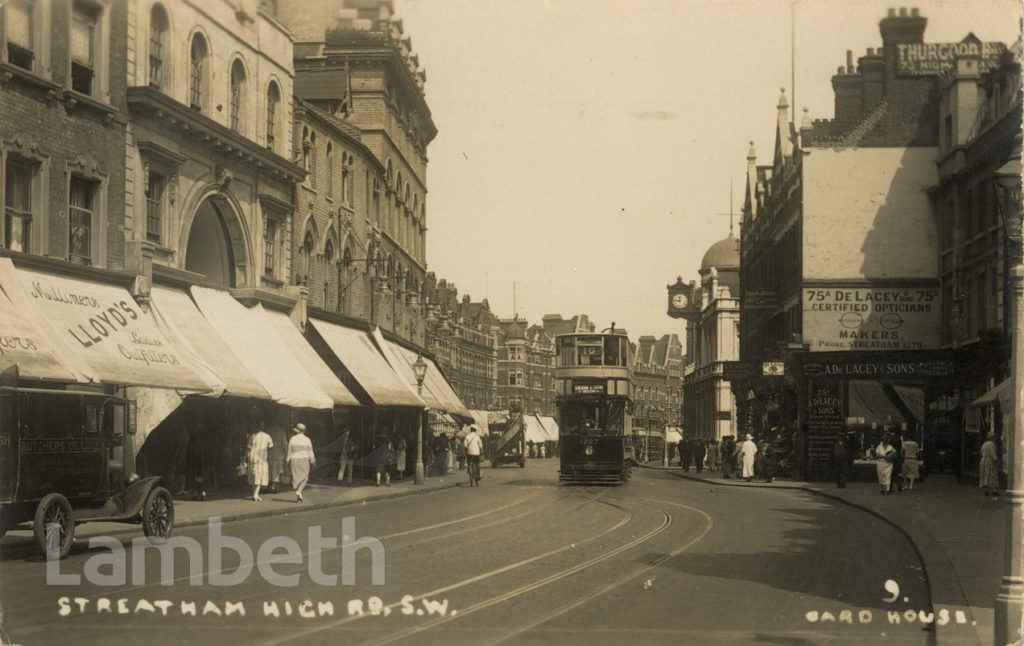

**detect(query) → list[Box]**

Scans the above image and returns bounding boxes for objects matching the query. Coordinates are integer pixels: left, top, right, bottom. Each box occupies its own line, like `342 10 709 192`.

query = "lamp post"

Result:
994 153 1023 646
412 352 428 485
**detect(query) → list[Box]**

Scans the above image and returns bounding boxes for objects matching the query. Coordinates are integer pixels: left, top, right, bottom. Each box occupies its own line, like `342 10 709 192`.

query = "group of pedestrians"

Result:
677 438 716 473
245 422 316 502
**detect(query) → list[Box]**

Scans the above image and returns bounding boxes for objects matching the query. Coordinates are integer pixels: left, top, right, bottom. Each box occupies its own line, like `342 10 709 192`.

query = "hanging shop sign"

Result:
803 286 939 351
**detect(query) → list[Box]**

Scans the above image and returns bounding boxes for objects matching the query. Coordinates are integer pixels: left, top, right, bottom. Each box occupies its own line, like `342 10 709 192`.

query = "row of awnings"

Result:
0 258 470 417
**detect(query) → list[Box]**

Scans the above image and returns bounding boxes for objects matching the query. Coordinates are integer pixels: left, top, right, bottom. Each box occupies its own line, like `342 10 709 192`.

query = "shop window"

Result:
4 0 36 71
148 4 168 89
68 175 98 265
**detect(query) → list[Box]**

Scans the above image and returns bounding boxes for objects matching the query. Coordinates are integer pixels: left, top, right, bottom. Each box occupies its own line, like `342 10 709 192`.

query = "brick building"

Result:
736 8 1015 479
2 0 128 270
495 318 557 415
632 334 684 461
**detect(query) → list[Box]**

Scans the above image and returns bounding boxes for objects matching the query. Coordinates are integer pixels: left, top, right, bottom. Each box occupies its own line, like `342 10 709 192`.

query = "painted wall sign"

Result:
806 379 844 469
896 40 1007 75
803 286 939 351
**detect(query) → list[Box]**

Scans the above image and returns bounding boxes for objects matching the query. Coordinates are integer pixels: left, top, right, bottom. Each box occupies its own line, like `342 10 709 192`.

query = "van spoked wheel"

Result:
33 493 74 559
142 486 174 542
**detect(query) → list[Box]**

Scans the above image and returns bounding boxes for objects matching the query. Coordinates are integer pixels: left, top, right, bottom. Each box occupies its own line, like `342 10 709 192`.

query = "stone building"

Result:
669 233 740 442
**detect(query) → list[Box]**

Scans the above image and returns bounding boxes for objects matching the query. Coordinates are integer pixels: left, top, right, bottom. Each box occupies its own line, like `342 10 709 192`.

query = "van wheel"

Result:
33 493 74 559
142 486 174 542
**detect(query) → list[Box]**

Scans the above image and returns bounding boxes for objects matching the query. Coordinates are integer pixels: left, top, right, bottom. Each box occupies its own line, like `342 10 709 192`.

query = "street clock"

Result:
666 277 698 320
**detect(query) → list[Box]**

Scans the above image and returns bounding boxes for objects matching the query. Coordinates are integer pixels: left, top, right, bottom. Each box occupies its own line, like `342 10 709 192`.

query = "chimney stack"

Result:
832 49 864 129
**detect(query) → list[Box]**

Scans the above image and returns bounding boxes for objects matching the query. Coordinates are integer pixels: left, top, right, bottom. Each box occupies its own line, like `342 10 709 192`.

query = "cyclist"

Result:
463 425 484 486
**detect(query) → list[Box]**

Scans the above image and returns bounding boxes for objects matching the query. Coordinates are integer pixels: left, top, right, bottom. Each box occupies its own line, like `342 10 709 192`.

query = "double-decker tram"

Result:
555 331 634 484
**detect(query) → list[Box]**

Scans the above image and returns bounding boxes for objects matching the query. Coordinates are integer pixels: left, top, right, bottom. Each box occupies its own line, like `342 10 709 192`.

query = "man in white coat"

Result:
739 434 758 482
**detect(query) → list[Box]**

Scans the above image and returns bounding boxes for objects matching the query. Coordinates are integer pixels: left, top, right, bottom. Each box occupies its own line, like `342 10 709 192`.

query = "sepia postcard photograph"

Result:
0 0 1023 644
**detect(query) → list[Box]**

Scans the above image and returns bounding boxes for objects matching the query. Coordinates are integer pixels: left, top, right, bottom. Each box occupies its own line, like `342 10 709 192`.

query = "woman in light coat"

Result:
979 432 999 497
875 435 896 495
286 423 316 502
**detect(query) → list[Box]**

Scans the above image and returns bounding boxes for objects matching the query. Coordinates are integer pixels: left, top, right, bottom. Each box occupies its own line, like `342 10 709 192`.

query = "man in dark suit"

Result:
692 439 707 473
678 438 691 472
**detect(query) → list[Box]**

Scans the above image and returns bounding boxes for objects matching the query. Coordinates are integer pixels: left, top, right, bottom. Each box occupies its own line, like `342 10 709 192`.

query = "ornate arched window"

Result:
148 4 168 89
299 229 314 286
229 58 246 132
189 33 208 111
265 81 280 152
323 238 335 310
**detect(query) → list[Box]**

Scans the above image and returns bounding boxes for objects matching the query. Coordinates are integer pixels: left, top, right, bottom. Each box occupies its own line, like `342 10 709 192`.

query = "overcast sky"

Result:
397 0 1021 342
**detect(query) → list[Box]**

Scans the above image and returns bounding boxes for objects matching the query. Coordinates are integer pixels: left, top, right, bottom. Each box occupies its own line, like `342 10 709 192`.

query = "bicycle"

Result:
467 455 481 487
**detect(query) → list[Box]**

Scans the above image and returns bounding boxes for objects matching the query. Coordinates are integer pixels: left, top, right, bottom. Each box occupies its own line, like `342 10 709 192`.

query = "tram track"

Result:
477 496 714 646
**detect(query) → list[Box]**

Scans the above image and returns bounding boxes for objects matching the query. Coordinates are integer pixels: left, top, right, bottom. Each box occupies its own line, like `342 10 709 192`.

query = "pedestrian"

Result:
762 439 778 483
539 442 546 459
692 439 706 474
375 437 395 487
286 423 316 502
266 419 287 494
874 434 897 495
739 434 758 482
721 436 736 479
833 434 850 488
336 428 357 485
679 438 691 472
889 430 904 493
901 434 920 491
247 421 273 502
707 440 720 472
456 434 467 470
979 432 1000 497
395 438 408 479
463 424 484 486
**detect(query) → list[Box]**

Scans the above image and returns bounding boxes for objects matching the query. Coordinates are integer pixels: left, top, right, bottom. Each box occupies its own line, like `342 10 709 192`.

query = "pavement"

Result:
644 462 1007 646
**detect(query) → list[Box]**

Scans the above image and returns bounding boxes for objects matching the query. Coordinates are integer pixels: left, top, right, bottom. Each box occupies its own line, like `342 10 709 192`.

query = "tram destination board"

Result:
572 382 606 395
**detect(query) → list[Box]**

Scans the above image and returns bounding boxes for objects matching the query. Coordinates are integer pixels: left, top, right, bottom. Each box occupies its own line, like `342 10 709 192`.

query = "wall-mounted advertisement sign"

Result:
803 286 939 352
896 40 1007 76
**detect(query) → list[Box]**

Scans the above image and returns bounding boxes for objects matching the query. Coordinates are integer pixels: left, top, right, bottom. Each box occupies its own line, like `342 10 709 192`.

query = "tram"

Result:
555 330 634 484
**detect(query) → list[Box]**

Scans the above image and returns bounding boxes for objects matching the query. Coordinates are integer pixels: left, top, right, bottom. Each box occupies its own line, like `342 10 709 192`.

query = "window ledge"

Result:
260 275 285 289
64 89 118 123
0 62 61 98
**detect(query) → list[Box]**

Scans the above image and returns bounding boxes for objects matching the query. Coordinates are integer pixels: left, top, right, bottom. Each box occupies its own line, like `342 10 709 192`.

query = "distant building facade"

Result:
632 334 684 460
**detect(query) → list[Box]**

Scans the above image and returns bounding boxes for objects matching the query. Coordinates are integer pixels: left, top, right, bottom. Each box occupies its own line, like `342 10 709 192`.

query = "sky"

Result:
397 0 1022 342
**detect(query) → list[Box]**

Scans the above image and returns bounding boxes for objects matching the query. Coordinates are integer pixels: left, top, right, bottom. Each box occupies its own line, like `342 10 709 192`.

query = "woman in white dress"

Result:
739 434 758 482
287 423 316 502
875 436 896 495
248 423 273 502
901 437 921 491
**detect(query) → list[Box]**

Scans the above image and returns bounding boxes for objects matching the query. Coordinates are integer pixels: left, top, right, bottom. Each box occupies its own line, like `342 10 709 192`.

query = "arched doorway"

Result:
185 198 235 287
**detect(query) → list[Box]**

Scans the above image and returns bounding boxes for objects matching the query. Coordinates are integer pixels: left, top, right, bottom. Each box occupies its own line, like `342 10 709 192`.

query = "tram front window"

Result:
563 401 625 436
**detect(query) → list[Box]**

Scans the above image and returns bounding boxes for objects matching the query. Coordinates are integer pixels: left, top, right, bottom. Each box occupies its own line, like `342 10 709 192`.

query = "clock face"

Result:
671 293 689 309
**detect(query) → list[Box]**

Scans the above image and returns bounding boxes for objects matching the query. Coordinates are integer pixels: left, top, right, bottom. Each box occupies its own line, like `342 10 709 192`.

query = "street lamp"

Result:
993 152 1023 646
412 352 428 485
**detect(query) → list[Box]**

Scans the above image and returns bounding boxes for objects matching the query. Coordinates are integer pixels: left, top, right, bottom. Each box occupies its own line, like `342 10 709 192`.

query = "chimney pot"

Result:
867 47 874 56
838 66 844 74
911 7 919 16
846 50 853 68
888 8 896 17
899 7 907 16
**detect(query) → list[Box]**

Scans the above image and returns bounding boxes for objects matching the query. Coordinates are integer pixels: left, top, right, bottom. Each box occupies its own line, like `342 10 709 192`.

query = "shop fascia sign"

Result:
897 39 1007 75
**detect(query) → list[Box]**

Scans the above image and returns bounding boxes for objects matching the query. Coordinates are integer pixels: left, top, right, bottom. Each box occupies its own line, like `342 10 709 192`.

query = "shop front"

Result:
792 351 955 481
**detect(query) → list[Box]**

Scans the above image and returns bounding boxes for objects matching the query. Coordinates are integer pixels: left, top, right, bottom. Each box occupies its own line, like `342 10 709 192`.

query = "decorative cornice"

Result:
127 86 306 183
138 140 189 167
229 286 297 311
0 249 136 287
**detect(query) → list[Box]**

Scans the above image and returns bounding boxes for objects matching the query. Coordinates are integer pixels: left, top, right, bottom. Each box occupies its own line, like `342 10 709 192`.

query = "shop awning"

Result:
666 427 683 444
468 410 490 435
149 286 266 398
0 259 77 381
523 414 551 443
307 318 425 407
264 308 359 406
538 415 560 440
0 259 208 390
373 329 473 419
848 380 907 426
190 287 333 410
971 379 1011 408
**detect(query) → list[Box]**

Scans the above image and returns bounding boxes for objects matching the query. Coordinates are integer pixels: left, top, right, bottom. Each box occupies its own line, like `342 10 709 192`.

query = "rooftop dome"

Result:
700 235 740 272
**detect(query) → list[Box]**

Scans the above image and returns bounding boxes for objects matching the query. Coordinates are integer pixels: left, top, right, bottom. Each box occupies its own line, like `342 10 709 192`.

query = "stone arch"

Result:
181 187 253 288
